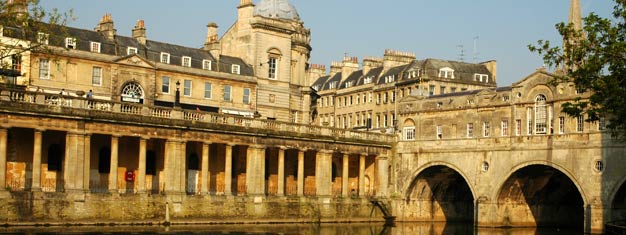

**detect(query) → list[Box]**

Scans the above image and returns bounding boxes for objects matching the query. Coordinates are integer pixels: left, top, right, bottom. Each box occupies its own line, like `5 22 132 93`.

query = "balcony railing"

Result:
0 88 394 144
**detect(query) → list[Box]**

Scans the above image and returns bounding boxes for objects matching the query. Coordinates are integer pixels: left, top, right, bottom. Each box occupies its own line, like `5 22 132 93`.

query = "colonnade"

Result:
0 127 389 198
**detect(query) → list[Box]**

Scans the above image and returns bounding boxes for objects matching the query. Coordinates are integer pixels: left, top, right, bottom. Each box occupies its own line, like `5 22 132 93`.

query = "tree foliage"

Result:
529 0 626 138
0 0 74 73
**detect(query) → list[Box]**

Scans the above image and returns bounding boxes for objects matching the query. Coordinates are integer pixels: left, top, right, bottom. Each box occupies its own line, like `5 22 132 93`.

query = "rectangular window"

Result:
440 86 446 95
231 65 241 74
65 37 76 49
368 93 373 103
243 88 251 104
467 123 474 138
183 80 191 96
527 107 533 135
224 85 232 102
204 82 212 99
598 117 606 131
182 56 192 67
483 122 491 137
160 53 170 64
404 127 416 140
39 59 50 79
202 60 212 70
268 57 277 79
90 42 101 53
92 67 102 86
559 116 565 134
429 85 435 96
161 76 170 94
501 120 509 136
383 114 388 128
127 47 138 55
11 54 21 72
376 115 380 128
516 119 522 136
37 32 49 45
577 115 584 132
383 93 388 103
436 125 443 139
451 87 457 93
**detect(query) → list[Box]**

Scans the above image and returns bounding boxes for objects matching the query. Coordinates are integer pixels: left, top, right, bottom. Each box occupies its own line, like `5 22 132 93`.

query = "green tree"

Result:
0 0 73 77
529 0 626 138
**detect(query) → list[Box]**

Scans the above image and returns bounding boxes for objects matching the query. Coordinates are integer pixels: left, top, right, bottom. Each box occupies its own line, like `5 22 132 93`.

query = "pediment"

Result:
513 69 554 88
475 88 497 99
115 55 155 68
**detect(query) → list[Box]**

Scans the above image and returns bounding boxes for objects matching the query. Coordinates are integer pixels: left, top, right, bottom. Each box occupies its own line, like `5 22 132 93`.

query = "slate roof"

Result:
422 58 493 84
322 73 342 90
340 70 363 89
378 64 409 85
359 67 383 86
6 23 254 76
311 75 330 91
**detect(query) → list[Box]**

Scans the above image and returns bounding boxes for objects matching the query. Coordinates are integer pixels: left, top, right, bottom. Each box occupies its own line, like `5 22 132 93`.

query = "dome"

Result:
253 0 300 21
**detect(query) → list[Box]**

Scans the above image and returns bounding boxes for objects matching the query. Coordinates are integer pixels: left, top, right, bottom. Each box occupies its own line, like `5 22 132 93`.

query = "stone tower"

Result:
569 0 583 31
219 0 312 122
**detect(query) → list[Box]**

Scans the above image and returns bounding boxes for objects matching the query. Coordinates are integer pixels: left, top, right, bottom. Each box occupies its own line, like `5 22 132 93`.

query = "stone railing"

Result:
0 89 393 144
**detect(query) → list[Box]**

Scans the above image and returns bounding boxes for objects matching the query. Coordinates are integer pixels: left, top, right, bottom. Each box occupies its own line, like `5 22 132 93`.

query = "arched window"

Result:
121 82 144 103
403 119 416 141
535 94 548 134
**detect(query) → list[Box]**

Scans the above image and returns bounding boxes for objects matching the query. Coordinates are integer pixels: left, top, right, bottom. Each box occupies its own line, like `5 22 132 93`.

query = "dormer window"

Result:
202 60 212 70
439 67 454 79
363 76 374 84
127 47 138 55
65 37 76 49
37 32 49 45
384 75 395 83
474 74 489 82
312 85 320 91
328 81 337 89
345 81 353 88
406 69 419 79
90 42 101 53
160 53 170 64
231 64 241 74
182 56 192 67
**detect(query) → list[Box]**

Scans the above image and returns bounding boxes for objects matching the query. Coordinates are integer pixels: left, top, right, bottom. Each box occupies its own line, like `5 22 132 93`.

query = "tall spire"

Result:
568 0 583 31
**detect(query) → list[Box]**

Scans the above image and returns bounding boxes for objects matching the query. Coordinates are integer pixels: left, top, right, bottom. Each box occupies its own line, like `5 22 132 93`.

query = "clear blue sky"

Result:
39 0 613 86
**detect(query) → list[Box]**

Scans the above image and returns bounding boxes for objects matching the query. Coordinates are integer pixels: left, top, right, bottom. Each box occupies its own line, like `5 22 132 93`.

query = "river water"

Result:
0 222 582 235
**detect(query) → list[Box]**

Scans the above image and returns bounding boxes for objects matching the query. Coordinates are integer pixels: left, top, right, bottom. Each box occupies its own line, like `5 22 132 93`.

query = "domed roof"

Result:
253 0 300 21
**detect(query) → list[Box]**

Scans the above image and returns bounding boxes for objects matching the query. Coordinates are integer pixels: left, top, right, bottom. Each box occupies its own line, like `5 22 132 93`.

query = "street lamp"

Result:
175 80 180 107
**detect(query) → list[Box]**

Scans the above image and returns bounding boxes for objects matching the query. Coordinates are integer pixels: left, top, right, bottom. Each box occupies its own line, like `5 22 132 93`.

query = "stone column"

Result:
32 129 43 191
297 149 305 196
224 144 234 196
200 142 211 195
137 137 148 193
358 154 366 198
64 132 85 191
178 141 187 193
316 150 333 197
82 134 91 192
108 135 120 193
342 153 349 197
0 128 7 191
277 146 286 196
246 145 266 196
376 154 389 197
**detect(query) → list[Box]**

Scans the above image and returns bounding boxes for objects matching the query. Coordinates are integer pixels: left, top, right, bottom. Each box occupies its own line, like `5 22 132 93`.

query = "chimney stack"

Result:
132 20 147 45
341 56 359 82
383 49 416 70
95 14 116 41
308 64 327 85
362 57 383 76
330 61 342 77
203 22 221 57
480 60 497 84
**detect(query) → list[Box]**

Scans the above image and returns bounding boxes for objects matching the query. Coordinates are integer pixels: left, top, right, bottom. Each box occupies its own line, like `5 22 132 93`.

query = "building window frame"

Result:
515 119 522 136
39 58 50 80
404 127 416 141
501 120 509 136
92 66 103 86
127 47 138 55
160 52 170 64
534 94 548 134
183 80 192 97
577 115 584 132
204 82 212 99
436 125 443 139
268 57 278 80
483 121 491 137
223 85 232 102
182 56 192 67
202 60 212 70
37 32 49 45
161 76 170 94
231 64 241 75
90 42 101 53
243 88 251 104
559 116 565 134
467 123 474 138
65 37 76 49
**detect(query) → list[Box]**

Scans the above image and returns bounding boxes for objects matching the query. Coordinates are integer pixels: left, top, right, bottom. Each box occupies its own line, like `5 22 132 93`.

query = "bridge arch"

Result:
608 173 626 222
494 161 587 229
403 161 476 222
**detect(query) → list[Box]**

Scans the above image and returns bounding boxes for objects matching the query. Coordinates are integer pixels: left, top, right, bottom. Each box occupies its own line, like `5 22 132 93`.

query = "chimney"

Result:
237 0 255 26
203 22 221 57
362 57 383 76
480 60 497 84
132 20 147 45
7 0 27 18
341 56 359 82
383 49 416 70
329 61 342 77
308 64 327 85
95 14 116 41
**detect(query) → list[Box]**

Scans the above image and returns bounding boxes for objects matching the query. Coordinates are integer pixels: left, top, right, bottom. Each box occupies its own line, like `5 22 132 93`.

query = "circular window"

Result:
481 162 490 172
517 92 522 98
594 160 604 173
121 82 144 103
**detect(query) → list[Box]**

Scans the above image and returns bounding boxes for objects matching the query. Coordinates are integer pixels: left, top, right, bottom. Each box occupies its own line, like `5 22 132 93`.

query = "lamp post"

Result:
175 80 180 107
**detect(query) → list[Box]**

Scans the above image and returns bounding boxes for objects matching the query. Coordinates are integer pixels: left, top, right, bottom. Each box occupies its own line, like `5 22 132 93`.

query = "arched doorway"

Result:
120 81 144 103
497 165 584 230
405 165 475 223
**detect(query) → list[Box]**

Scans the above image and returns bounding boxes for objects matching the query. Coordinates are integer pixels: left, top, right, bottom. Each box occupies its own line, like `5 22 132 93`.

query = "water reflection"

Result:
0 222 583 235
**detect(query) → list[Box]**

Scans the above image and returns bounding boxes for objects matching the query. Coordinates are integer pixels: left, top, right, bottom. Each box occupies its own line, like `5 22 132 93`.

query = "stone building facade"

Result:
311 50 497 133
